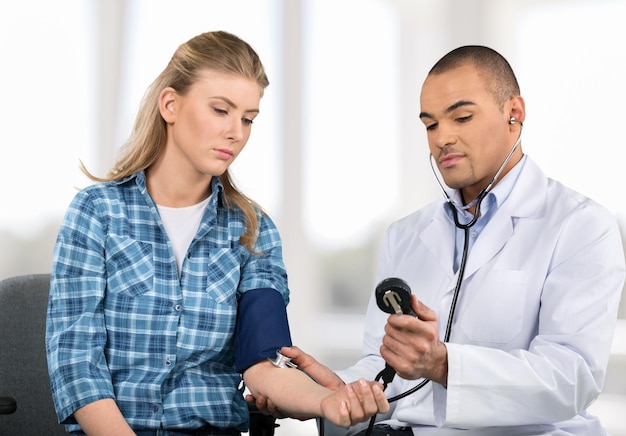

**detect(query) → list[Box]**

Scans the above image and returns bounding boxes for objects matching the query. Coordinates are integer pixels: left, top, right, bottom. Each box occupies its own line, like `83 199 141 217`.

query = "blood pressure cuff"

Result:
234 288 293 373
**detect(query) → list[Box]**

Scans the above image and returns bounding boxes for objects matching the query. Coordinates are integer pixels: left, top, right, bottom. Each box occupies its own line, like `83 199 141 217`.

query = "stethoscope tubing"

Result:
430 122 524 229
365 124 524 435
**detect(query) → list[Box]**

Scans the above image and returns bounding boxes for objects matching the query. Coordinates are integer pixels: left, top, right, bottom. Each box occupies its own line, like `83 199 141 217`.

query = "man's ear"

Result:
508 95 526 126
159 87 177 123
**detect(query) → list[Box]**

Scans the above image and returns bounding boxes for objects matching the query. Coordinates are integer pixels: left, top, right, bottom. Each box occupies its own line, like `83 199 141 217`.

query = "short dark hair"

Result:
429 45 520 109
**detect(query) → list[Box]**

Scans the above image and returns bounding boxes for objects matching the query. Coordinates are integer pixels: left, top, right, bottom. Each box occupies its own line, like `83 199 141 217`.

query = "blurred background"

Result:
1 0 624 434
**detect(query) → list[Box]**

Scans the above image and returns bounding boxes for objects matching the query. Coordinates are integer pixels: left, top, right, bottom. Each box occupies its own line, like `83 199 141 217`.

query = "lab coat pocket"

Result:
105 235 154 297
458 270 527 344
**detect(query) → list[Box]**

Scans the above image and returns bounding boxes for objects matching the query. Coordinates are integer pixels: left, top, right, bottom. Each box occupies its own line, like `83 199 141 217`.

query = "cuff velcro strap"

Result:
234 288 292 373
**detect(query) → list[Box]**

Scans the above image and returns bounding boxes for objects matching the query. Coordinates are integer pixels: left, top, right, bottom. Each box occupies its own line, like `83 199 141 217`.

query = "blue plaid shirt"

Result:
46 172 289 432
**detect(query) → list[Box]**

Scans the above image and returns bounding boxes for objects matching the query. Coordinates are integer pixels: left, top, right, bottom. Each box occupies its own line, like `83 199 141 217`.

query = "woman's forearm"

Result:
243 360 388 427
73 398 135 436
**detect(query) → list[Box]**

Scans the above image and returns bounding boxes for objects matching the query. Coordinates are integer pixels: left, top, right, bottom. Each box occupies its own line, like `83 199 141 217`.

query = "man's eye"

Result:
425 123 438 131
457 115 472 123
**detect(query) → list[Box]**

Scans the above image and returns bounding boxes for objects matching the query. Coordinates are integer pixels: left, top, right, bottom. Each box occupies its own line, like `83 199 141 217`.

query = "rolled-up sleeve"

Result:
238 213 289 304
46 190 115 424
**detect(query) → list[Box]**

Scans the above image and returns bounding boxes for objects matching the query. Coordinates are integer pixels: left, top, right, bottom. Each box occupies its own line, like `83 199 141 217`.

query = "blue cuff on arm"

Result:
234 288 293 373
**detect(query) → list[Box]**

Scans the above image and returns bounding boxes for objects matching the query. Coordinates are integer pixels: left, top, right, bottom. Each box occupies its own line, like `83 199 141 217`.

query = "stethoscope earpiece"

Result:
509 117 516 124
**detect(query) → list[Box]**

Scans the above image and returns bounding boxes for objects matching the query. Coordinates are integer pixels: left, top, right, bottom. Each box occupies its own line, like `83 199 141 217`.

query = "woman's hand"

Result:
319 378 389 427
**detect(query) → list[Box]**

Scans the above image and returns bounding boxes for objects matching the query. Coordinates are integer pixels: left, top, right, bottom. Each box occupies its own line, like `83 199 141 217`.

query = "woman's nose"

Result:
226 117 244 142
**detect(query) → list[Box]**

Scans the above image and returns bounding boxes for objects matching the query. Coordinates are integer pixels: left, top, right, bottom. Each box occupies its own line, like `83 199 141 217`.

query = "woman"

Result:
46 30 388 436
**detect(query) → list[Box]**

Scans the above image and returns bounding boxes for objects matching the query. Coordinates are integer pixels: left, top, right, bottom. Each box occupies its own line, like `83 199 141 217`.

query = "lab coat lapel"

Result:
462 157 547 278
420 205 456 280
463 210 513 277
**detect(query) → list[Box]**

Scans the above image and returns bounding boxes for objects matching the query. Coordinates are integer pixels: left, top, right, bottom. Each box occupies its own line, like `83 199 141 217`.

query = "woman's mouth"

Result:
214 148 234 160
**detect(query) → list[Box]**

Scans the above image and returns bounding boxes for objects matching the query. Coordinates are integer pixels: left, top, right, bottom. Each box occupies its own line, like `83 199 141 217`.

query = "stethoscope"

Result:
270 119 524 436
431 118 523 343
362 118 524 436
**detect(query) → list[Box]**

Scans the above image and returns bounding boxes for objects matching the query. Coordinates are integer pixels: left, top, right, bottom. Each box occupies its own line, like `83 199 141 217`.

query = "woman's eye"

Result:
242 118 254 126
213 107 228 115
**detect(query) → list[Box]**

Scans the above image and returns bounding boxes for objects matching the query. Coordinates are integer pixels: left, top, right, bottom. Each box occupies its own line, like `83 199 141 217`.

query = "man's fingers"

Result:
266 398 280 416
279 345 300 358
245 393 266 411
279 345 312 367
411 295 436 321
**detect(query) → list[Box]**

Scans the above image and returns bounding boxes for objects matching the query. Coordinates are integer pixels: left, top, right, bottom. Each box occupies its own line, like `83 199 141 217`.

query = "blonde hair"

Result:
82 31 270 251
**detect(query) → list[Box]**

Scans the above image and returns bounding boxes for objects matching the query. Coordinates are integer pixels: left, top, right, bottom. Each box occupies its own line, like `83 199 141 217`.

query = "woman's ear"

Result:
159 87 177 123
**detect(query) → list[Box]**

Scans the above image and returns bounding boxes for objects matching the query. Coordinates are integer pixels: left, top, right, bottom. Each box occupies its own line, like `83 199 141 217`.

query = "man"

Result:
266 46 625 435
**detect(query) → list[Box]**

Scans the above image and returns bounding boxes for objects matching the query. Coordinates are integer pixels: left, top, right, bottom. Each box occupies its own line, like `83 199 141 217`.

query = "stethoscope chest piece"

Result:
268 350 297 369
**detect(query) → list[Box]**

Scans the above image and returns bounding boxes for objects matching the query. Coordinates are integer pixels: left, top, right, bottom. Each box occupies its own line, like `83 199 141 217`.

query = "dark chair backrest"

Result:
0 273 279 435
0 273 66 435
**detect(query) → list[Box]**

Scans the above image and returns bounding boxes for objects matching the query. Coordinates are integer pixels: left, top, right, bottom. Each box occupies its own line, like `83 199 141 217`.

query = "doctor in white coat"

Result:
270 46 625 435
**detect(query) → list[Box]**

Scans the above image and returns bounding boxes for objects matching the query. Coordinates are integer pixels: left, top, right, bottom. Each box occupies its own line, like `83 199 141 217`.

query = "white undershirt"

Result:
157 196 211 275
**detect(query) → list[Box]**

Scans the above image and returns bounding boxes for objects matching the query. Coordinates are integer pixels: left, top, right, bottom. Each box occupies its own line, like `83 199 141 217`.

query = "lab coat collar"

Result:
418 155 548 281
463 155 549 278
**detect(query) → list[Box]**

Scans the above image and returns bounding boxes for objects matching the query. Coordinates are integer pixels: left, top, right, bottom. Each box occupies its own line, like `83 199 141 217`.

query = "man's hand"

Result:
246 392 291 419
279 346 345 391
380 295 449 386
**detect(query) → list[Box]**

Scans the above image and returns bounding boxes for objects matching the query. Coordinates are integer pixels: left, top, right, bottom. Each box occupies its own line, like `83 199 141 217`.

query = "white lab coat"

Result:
336 157 625 435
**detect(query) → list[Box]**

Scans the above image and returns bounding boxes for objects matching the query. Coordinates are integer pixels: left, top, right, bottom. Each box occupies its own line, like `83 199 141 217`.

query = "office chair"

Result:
0 274 278 435
0 273 66 435
248 406 278 436
0 396 16 415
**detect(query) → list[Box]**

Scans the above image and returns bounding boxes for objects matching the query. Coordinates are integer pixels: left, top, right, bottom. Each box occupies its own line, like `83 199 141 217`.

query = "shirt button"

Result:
175 304 182 312
165 359 172 367
471 231 477 238
153 405 160 412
